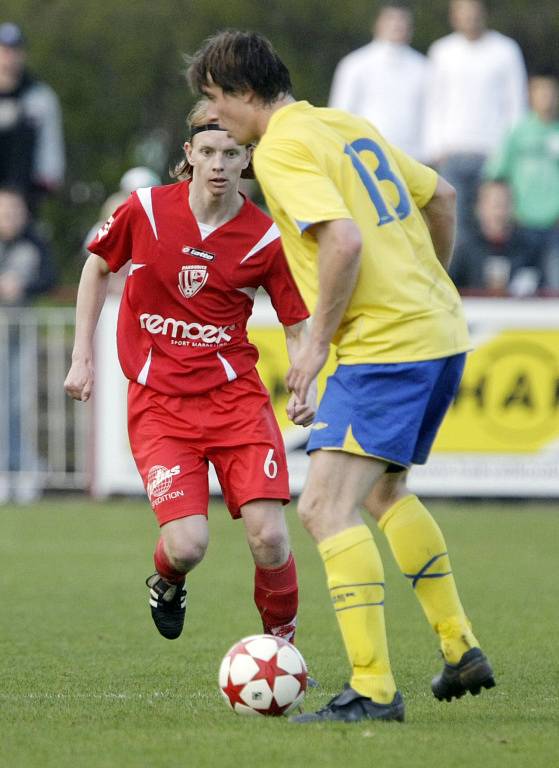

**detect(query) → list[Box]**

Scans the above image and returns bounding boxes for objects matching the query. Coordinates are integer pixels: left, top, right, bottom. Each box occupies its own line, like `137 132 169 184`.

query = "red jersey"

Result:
88 181 309 395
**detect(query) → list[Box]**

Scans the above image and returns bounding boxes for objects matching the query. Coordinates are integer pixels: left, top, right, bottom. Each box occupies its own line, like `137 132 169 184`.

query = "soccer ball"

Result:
219 634 308 716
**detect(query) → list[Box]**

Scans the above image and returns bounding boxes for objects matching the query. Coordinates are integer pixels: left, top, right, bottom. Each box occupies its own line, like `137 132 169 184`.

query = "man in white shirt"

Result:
424 0 527 245
329 3 427 160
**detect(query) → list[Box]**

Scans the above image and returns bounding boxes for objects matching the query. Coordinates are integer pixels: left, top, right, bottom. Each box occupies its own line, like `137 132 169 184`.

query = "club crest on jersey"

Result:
181 245 215 261
178 264 209 299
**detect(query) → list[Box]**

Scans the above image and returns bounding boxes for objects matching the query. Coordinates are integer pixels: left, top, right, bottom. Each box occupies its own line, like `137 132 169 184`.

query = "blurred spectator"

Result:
98 166 162 224
424 0 527 245
450 180 542 296
485 74 559 290
82 166 161 293
0 186 55 301
329 2 427 159
0 187 57 503
0 22 65 211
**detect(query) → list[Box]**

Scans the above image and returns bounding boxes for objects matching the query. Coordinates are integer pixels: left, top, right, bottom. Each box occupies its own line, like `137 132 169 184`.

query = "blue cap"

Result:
0 23 25 48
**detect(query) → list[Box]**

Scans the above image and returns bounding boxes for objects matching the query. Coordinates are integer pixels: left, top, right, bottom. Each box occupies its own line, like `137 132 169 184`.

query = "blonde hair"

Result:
170 98 254 180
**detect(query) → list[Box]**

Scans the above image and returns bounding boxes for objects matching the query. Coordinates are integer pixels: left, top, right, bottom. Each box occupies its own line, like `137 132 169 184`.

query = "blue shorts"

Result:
307 354 466 468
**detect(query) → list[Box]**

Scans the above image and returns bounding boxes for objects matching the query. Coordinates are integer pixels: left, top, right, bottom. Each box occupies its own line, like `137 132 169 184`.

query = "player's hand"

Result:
64 359 94 402
286 378 317 427
285 343 329 405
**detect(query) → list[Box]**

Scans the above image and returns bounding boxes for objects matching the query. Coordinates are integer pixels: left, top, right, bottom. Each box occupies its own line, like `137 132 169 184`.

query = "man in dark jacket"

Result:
0 22 65 210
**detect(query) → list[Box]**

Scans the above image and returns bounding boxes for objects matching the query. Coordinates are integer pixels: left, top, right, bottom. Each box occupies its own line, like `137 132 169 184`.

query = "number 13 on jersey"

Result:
344 139 411 226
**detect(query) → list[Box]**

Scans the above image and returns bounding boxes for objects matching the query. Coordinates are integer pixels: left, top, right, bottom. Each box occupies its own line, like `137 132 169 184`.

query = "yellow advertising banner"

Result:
435 330 559 453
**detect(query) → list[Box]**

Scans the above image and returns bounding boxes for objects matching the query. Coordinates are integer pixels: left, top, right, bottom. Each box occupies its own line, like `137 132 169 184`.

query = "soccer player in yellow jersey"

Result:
188 30 496 724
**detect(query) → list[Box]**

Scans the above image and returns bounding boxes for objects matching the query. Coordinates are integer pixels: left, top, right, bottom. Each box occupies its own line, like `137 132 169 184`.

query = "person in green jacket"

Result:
485 74 559 290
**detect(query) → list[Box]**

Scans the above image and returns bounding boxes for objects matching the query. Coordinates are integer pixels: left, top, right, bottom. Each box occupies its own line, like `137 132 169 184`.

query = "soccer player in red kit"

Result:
64 99 315 643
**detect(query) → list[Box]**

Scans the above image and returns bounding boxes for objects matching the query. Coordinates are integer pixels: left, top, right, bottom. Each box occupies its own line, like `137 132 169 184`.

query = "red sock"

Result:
254 552 298 643
154 537 186 585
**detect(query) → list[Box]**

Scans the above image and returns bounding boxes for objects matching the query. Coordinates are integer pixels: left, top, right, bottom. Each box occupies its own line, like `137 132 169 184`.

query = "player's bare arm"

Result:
283 319 317 427
285 218 361 403
64 253 111 402
421 176 457 271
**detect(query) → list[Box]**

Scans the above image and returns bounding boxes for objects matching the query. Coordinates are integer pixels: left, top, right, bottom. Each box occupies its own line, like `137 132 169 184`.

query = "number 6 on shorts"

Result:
264 448 278 479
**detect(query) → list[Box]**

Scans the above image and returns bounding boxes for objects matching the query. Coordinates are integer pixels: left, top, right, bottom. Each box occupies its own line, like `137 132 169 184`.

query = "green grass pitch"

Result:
1 497 557 768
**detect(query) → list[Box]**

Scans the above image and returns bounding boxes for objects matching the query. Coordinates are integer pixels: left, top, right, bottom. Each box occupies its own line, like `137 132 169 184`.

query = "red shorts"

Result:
127 369 290 525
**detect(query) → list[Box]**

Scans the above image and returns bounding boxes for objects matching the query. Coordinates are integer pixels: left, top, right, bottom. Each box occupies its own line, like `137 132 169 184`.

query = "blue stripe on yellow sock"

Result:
330 582 385 589
404 552 452 588
335 602 384 612
330 581 385 610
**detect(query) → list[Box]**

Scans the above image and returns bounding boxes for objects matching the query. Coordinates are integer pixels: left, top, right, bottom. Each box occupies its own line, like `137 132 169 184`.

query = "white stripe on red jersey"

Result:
136 187 158 239
240 222 281 263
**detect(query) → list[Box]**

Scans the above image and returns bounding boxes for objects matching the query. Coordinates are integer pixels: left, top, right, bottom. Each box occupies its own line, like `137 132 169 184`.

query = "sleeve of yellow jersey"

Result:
254 139 352 234
387 143 438 209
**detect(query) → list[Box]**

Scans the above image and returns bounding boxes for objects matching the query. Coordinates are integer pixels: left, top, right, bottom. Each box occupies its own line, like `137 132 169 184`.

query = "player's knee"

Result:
165 534 207 571
259 524 287 553
249 523 289 567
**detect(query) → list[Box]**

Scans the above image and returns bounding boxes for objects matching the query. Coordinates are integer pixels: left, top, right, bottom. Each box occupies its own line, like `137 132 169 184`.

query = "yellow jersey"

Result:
253 101 470 363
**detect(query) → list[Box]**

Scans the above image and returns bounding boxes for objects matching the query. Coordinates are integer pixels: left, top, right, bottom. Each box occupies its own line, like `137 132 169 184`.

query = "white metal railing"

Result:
0 306 89 502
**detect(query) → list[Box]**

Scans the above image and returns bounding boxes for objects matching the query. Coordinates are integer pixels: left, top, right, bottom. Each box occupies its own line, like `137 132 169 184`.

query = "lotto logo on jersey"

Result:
178 264 209 298
147 464 181 500
181 245 215 261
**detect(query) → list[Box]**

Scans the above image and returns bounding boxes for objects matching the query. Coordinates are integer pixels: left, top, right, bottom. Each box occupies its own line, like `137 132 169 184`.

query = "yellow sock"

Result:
318 525 396 703
378 495 479 664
